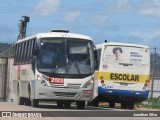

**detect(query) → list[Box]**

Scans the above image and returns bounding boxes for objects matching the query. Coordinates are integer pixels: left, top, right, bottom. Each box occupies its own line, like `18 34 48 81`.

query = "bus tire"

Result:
121 102 127 109
93 99 99 107
25 98 31 106
128 102 134 109
57 101 63 108
109 101 115 108
19 97 25 105
16 84 25 105
25 84 31 106
64 101 71 108
76 101 85 109
87 101 93 106
31 99 39 107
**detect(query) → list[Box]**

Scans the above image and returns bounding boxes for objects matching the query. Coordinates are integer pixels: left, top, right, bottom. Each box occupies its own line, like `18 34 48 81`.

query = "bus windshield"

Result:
37 37 94 77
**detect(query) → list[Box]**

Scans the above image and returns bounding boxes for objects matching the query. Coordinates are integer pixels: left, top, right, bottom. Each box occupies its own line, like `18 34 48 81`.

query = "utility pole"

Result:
150 47 156 98
17 16 30 40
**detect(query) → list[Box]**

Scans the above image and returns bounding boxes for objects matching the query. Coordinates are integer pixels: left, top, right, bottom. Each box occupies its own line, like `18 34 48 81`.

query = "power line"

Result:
0 22 160 32
0 2 160 13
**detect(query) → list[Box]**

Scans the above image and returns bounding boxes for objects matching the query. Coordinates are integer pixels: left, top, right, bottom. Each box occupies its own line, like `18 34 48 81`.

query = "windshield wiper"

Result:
74 61 81 74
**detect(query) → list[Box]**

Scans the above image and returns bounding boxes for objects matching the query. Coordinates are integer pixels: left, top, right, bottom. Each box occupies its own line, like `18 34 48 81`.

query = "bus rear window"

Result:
103 45 150 65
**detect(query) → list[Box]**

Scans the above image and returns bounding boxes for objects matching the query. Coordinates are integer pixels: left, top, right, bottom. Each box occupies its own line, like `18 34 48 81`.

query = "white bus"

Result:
12 30 95 109
93 42 150 109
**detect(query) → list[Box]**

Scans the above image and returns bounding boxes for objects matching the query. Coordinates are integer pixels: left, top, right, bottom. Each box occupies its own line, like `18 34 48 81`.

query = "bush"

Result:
138 98 160 109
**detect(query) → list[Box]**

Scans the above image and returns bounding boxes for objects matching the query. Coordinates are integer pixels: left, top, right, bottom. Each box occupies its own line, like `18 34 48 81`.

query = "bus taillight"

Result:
144 80 149 87
100 76 104 84
101 80 104 84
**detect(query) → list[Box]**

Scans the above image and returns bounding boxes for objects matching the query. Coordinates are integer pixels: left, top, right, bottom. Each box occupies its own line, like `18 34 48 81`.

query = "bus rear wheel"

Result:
16 85 25 105
121 102 134 109
121 102 127 109
57 101 63 108
109 101 115 108
19 97 25 105
76 101 85 109
128 102 134 109
31 99 39 107
93 99 99 107
64 101 71 108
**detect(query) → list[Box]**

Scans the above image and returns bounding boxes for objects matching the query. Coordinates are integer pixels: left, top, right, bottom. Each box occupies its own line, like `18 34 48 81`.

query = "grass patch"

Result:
136 97 160 109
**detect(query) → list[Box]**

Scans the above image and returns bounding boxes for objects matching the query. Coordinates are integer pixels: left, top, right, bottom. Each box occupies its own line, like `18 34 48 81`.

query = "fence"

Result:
0 57 7 101
149 77 160 98
0 57 13 102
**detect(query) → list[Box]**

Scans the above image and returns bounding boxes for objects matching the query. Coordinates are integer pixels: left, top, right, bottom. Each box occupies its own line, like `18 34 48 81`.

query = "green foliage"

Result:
150 53 160 77
137 98 160 109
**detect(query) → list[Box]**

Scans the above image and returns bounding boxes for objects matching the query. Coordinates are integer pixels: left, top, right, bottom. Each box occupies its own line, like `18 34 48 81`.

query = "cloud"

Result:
32 0 60 16
140 7 160 17
109 0 132 12
139 0 160 17
91 15 108 25
153 0 160 6
130 30 160 40
62 11 81 24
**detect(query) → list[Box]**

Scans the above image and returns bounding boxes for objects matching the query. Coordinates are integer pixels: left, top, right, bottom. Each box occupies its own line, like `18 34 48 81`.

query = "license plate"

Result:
120 83 128 86
49 77 64 84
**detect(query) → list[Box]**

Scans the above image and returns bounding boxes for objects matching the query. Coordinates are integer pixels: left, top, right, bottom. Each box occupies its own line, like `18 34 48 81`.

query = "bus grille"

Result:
67 83 81 89
50 83 81 89
54 92 77 97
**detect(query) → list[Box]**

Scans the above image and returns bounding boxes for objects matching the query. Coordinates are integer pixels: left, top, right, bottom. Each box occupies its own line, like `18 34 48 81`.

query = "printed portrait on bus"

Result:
112 47 123 61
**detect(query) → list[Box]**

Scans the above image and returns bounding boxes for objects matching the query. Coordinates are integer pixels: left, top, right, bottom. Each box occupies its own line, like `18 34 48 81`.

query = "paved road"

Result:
0 102 159 120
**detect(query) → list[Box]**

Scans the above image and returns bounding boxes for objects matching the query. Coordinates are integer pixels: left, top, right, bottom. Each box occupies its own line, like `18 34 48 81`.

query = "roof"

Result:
96 42 149 49
16 30 93 44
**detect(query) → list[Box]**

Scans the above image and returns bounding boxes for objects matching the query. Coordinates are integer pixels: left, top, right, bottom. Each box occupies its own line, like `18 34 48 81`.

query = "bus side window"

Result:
95 49 101 70
18 43 23 64
22 41 27 64
27 40 32 62
21 42 26 64
29 39 35 61
17 44 22 64
24 41 29 63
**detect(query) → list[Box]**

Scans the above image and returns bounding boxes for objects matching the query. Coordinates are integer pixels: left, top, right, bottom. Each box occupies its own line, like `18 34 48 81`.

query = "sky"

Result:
0 0 160 53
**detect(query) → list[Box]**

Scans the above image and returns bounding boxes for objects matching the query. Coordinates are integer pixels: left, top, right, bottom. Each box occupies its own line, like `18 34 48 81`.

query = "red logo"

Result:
103 64 108 69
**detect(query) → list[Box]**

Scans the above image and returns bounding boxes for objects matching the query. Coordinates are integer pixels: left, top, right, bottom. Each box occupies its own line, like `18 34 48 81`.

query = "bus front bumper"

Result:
35 86 93 101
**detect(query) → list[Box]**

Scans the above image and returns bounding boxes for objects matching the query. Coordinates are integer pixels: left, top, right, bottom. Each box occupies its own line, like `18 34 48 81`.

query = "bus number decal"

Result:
49 77 64 84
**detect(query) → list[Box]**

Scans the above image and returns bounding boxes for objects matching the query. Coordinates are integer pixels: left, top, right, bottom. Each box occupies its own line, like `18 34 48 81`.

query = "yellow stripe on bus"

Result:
95 71 150 83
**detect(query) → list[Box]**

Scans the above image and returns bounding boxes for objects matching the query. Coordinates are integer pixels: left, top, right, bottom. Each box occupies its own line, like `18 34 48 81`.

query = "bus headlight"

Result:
82 79 94 88
37 75 42 80
36 75 48 86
